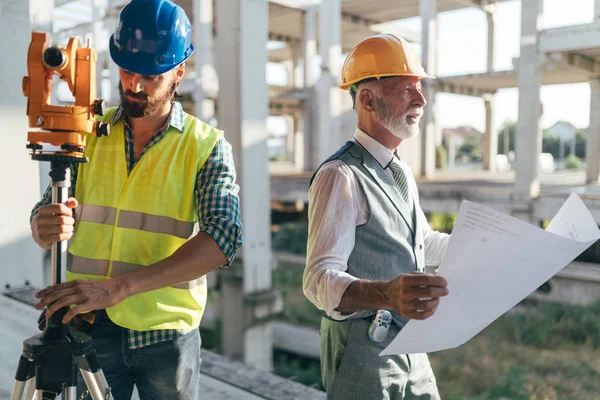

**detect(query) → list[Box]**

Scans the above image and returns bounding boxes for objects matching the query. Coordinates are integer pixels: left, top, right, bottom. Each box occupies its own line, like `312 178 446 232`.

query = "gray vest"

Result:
313 141 426 329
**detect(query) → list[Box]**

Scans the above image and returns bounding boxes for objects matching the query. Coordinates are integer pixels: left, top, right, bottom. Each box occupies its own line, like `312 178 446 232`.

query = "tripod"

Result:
11 156 112 400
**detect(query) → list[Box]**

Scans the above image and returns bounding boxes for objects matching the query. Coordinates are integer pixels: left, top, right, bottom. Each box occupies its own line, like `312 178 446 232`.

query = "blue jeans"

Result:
77 316 202 400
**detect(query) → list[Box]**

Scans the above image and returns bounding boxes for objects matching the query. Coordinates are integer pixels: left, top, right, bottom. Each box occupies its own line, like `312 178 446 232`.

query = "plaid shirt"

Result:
31 102 243 349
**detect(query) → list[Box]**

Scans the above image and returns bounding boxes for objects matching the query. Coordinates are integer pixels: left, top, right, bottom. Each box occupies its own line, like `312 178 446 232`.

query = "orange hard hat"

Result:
339 33 434 90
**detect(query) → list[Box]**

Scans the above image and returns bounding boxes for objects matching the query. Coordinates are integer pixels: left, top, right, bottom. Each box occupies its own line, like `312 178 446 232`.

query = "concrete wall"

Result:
0 0 51 289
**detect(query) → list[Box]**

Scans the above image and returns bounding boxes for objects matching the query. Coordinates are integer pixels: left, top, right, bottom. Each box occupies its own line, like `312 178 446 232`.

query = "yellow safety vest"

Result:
67 107 223 331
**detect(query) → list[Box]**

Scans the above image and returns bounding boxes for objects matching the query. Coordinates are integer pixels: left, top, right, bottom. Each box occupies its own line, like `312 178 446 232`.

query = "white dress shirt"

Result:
303 128 450 320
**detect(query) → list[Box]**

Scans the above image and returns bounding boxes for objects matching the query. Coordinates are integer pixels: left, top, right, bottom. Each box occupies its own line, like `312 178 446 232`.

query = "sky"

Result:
266 0 596 136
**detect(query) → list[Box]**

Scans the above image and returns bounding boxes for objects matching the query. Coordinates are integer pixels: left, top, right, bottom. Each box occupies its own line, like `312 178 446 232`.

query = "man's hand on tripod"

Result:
31 197 78 249
34 278 130 324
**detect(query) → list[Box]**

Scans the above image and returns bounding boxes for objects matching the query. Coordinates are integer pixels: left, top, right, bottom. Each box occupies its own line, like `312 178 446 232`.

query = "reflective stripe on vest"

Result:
67 254 204 290
75 204 195 239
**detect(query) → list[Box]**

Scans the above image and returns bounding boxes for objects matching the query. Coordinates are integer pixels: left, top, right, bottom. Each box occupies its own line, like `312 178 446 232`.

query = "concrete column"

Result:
193 0 214 122
448 134 456 171
481 6 497 172
215 0 276 371
286 115 295 162
513 0 544 219
293 111 305 170
486 6 496 73
315 0 342 164
291 44 303 89
586 80 600 183
92 0 104 96
103 14 120 106
303 7 317 88
0 0 53 289
482 94 497 171
419 0 438 178
596 0 600 21
559 139 565 166
302 7 318 171
283 59 295 88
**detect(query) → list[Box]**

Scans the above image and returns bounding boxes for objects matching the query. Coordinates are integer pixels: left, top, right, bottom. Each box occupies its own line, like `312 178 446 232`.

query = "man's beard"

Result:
376 98 422 140
118 81 177 118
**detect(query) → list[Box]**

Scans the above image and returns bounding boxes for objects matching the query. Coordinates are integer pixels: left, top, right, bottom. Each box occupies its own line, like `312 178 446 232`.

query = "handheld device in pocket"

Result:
368 310 392 343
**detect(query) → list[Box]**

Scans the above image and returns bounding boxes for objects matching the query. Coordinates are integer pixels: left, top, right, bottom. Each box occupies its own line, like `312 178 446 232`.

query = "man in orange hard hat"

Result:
303 33 450 399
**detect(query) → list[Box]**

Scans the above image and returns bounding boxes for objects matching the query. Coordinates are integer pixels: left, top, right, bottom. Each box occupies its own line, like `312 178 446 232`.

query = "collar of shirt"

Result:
353 128 397 168
112 101 186 133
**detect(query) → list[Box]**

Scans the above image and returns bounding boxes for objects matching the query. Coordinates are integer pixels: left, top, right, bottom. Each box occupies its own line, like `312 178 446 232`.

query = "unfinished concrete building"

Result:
2 0 600 383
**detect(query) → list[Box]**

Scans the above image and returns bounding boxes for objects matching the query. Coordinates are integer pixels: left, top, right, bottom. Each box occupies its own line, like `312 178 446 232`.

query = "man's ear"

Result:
359 89 375 112
175 63 186 83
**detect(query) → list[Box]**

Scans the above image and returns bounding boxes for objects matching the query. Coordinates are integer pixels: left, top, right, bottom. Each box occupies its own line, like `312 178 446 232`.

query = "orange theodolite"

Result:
22 31 109 161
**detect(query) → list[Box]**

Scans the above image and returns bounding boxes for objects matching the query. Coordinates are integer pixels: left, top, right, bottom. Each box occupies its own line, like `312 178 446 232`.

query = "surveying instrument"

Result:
11 32 112 400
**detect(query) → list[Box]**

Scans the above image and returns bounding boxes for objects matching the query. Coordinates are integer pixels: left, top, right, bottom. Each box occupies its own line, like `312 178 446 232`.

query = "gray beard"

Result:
382 112 421 140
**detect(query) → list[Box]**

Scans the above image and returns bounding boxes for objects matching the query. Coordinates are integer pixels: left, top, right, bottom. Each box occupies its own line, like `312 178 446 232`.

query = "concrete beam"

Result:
539 22 600 53
452 0 487 10
215 0 274 371
586 79 600 183
419 0 438 179
545 52 600 76
436 82 496 97
54 0 79 7
54 21 93 41
269 32 300 45
513 0 544 218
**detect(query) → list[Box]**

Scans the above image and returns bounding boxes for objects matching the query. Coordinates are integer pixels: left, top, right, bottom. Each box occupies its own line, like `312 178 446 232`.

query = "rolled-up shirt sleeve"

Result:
303 161 362 319
196 136 243 265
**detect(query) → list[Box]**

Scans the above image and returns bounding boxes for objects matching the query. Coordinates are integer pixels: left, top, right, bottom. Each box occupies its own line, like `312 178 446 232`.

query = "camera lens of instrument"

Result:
43 47 66 69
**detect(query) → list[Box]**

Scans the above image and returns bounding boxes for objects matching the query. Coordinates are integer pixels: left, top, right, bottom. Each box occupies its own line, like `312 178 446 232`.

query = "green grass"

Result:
273 261 323 327
430 321 600 400
271 261 600 399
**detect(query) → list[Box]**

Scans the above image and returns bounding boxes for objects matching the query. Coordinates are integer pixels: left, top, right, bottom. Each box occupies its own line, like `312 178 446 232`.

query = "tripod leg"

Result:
63 359 78 400
10 378 35 400
79 369 111 400
22 380 36 400
11 355 35 400
63 386 78 400
78 351 112 400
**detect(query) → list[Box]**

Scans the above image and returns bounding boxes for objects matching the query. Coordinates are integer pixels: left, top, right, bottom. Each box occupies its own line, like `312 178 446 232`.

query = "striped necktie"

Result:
388 158 414 211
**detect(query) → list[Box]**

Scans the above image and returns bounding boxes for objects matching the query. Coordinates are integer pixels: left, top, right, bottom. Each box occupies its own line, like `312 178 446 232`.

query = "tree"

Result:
542 128 587 161
497 121 516 154
542 130 559 159
575 129 587 159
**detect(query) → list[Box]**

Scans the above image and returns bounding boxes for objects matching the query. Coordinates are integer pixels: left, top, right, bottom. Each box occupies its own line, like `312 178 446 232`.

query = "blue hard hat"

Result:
109 0 194 76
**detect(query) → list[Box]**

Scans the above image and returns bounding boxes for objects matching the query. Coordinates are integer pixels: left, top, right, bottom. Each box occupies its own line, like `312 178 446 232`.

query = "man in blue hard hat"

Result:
30 0 242 398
